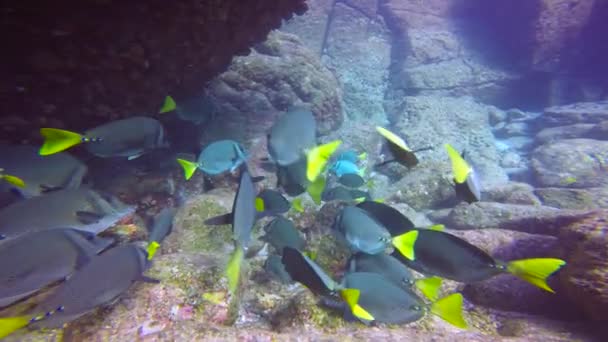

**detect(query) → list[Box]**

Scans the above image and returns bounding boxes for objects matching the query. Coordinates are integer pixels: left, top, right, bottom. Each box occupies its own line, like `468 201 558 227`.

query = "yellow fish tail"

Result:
305 140 342 182
159 95 177 114
146 241 161 260
1 174 26 188
340 288 374 321
376 126 411 151
391 230 419 261
430 293 467 329
176 158 198 180
0 315 31 339
39 128 84 155
507 258 566 293
291 197 304 213
414 276 443 301
306 175 326 205
226 245 244 295
444 143 471 184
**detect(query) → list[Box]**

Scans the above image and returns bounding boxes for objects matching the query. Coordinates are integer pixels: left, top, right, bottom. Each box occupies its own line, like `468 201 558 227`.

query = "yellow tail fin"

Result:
146 241 161 260
376 126 411 151
444 144 471 184
392 230 419 261
306 140 342 182
176 158 199 180
159 95 177 113
226 245 244 295
39 128 84 155
358 152 367 161
507 258 566 293
1 174 26 188
306 175 326 205
430 293 467 329
340 288 374 321
255 197 265 212
415 276 443 301
0 315 31 339
428 224 445 232
291 197 304 213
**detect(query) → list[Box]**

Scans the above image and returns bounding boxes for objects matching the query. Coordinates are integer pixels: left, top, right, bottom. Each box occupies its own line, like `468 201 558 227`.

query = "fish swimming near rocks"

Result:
177 139 248 179
0 188 135 240
0 145 87 198
445 143 481 203
145 207 177 260
159 95 217 125
339 272 466 327
260 216 305 254
392 228 566 293
0 228 114 307
267 107 341 182
39 116 168 159
0 244 158 338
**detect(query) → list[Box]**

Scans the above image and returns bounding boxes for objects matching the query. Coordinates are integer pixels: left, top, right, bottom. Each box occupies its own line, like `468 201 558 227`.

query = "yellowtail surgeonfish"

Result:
445 143 481 203
340 272 466 327
333 206 418 260
375 126 432 169
0 228 113 307
205 167 257 295
39 116 168 159
176 139 248 180
145 207 177 260
159 95 217 125
0 244 158 339
267 107 341 182
392 227 566 293
0 188 135 241
0 145 87 198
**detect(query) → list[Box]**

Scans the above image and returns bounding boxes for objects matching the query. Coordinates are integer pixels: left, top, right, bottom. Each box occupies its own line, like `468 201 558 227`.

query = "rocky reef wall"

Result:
0 0 307 144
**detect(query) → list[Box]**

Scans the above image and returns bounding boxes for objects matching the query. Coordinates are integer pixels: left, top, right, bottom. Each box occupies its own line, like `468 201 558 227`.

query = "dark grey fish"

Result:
0 145 87 198
348 253 415 290
176 95 217 125
85 117 168 159
0 229 113 307
148 207 176 244
340 272 464 327
281 247 337 296
232 168 257 249
276 156 308 196
260 216 305 253
268 107 316 166
29 244 158 329
0 188 135 240
256 189 290 217
356 201 414 236
333 206 391 255
39 116 168 159
338 173 365 188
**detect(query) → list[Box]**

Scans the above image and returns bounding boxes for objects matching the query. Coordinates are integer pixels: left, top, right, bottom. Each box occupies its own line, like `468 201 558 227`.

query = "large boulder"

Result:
531 139 608 188
441 201 592 235
390 96 508 188
541 101 608 126
535 187 608 210
559 210 608 321
205 30 343 144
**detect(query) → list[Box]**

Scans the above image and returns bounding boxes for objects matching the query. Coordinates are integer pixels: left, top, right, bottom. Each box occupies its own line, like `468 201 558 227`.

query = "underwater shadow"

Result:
561 0 608 85
448 0 542 69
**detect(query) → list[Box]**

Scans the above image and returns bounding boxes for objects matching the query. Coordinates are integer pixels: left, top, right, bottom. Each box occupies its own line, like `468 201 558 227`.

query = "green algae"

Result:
173 198 234 254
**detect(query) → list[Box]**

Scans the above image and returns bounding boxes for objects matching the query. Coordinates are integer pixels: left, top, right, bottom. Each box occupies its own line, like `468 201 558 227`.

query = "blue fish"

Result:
331 160 361 178
177 140 248 180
